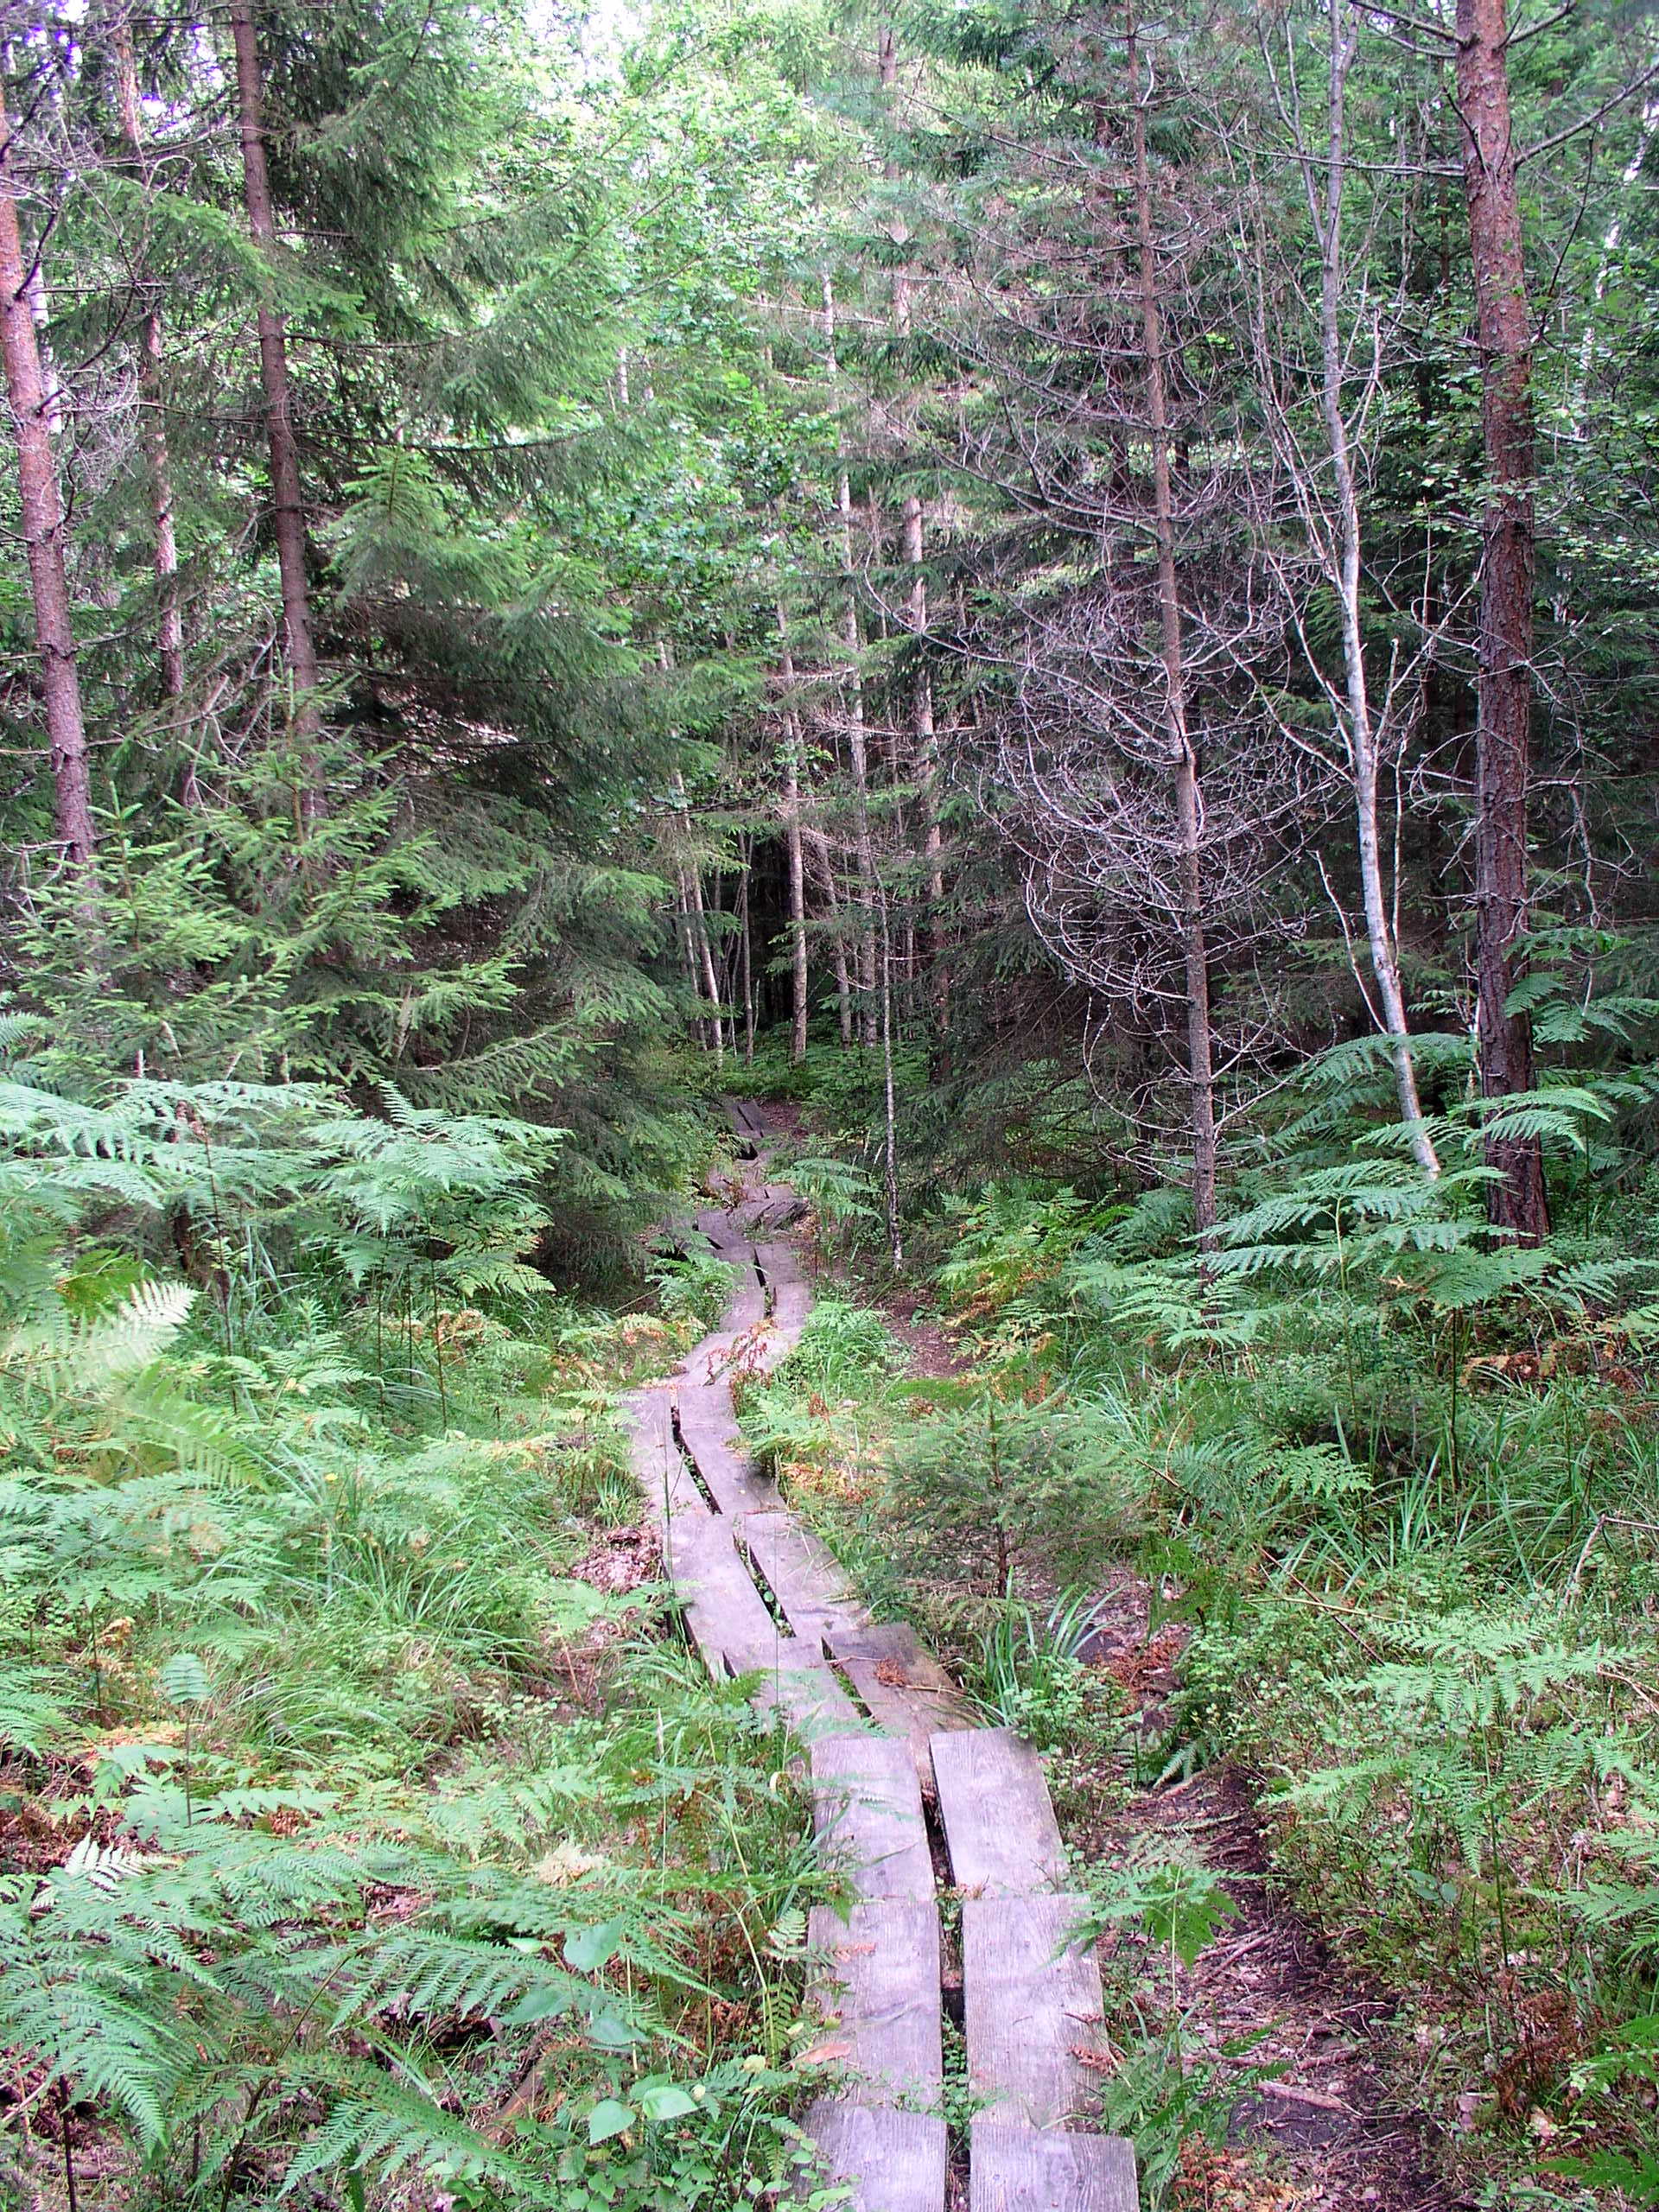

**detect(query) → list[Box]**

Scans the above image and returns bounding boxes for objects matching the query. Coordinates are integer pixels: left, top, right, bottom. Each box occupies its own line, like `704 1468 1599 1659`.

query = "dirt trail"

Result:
1074 1576 1454 2212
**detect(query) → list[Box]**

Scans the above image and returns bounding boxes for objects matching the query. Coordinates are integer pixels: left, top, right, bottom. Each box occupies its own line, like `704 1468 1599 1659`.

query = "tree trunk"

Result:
823 271 880 1043
805 824 855 1046
901 488 946 994
113 13 184 702
777 611 810 1065
1455 0 1548 1242
0 89 97 870
687 863 725 1064
229 0 322 808
879 892 903 1269
737 832 755 1062
1309 0 1440 1177
674 878 707 1047
1129 14 1217 1240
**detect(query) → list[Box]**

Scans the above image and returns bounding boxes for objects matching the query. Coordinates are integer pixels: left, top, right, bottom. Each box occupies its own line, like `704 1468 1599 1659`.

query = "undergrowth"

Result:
0 1060 837 2212
745 1044 1659 2207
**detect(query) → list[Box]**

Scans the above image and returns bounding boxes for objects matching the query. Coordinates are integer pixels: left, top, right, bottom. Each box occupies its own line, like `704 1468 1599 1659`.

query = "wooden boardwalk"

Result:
627 1110 1136 2212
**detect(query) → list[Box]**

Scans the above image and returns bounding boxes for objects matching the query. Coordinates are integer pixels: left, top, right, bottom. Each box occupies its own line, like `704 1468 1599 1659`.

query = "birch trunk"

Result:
823 271 879 1042
805 824 855 1046
737 832 755 1062
777 611 810 1064
1310 1 1440 1176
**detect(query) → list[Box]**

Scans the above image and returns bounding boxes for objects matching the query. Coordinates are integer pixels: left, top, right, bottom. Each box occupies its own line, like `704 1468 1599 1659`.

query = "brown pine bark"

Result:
1455 0 1548 1242
1129 14 1217 1240
112 14 184 702
0 89 97 870
229 0 321 805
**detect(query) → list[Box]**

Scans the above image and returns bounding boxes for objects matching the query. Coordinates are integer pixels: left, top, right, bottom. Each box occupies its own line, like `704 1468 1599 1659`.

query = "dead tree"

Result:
943 5 1322 1231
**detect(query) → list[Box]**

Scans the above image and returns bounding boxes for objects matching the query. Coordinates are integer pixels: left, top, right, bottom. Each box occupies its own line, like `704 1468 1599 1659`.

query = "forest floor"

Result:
1067 1573 1454 2212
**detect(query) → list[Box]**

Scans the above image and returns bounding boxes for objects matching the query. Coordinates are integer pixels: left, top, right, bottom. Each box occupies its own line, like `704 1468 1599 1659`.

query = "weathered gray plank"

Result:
672 1516 785 1675
963 1896 1103 2130
694 1209 767 1334
674 1382 777 1514
811 1734 934 1902
969 2122 1136 2212
802 2103 947 2212
756 1660 861 1738
840 1668 969 1785
808 1901 943 2101
753 1238 812 1334
624 1389 709 1526
931 1729 1067 1894
743 1511 868 1649
724 1095 769 1141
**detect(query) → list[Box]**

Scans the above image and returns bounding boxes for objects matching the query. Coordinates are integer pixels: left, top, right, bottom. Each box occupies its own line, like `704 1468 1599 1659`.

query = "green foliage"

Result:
0 1051 824 2208
969 1588 1108 1749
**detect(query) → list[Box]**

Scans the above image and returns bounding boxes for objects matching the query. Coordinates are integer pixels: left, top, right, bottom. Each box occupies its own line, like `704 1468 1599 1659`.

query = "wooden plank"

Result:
693 1210 767 1332
624 1389 709 1527
754 1236 810 1331
674 1382 776 1514
672 1516 786 1675
969 2122 1137 2212
840 1667 968 1784
757 1661 861 1738
963 1896 1103 2130
724 1095 769 1140
811 1734 934 1902
834 1623 967 1699
802 2103 946 2212
742 1510 865 1645
931 1729 1066 1894
808 1901 943 2102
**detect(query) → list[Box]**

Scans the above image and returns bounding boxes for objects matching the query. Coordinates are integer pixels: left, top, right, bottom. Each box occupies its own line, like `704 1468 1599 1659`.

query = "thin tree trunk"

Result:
805 824 855 1046
0 90 96 870
737 831 755 1062
113 13 184 702
674 878 707 1050
671 757 723 1058
823 271 879 1043
1456 0 1548 1243
879 892 903 1268
229 0 321 810
901 488 946 985
688 864 724 1064
777 610 810 1064
1310 1 1439 1177
1129 13 1217 1240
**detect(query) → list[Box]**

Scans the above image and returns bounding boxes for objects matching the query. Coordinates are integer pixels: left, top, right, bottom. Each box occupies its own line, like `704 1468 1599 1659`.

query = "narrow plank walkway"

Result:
811 1733 935 1902
626 1109 1135 2211
932 1728 1069 1894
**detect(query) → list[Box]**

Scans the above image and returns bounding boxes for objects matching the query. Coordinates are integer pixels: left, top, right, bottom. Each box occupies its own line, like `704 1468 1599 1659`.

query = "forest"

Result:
3 0 1659 2205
